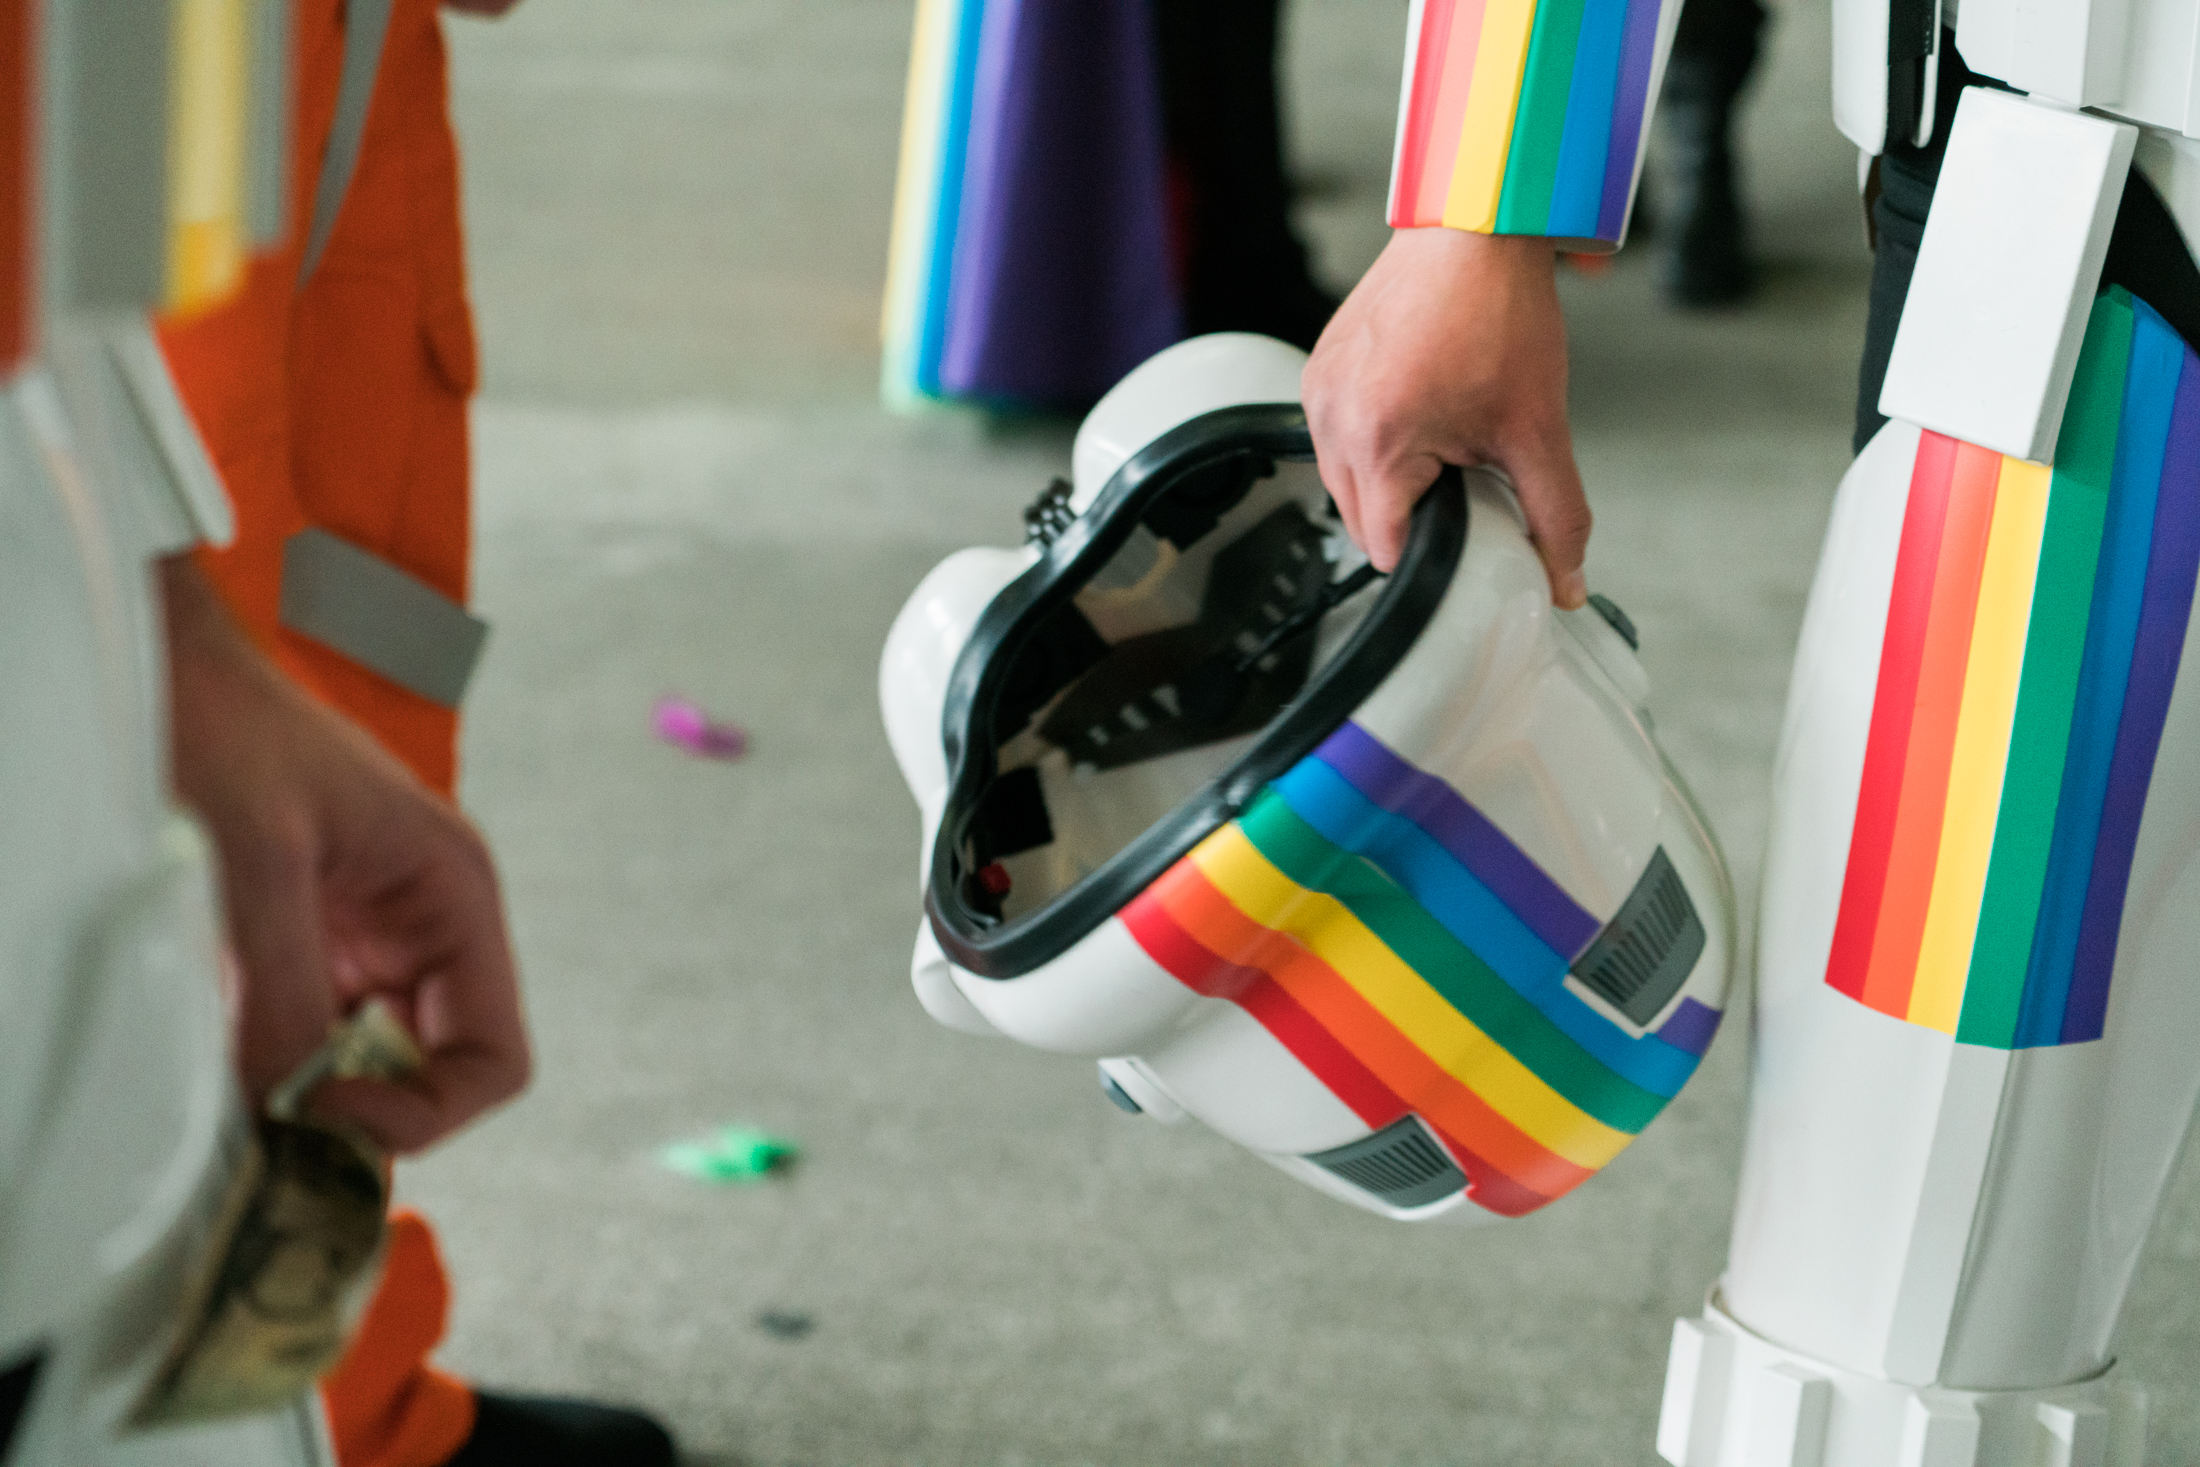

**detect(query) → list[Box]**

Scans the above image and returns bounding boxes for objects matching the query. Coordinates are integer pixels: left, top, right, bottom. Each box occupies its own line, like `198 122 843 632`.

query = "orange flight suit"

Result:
158 2 481 1464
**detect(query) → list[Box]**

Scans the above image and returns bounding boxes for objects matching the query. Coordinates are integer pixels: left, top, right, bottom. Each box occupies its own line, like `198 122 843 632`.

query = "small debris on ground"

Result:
653 696 748 760
660 1126 798 1183
755 1310 814 1340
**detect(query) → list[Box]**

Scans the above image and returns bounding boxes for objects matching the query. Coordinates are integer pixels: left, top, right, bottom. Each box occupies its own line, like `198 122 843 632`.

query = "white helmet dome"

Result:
881 334 1734 1223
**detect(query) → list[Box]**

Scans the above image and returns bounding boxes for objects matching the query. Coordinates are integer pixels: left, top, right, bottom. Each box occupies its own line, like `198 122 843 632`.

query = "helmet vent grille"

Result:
1305 1116 1464 1210
1571 847 1704 1026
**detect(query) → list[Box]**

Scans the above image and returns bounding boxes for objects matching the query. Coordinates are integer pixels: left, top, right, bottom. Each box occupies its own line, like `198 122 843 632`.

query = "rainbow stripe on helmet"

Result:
1124 722 1720 1218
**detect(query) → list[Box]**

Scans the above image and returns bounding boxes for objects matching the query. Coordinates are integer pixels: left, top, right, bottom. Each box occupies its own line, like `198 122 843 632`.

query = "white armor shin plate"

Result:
1661 287 2200 1462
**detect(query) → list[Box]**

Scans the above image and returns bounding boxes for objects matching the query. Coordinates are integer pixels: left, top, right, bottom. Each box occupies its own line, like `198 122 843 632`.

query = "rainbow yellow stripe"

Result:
1827 290 2200 1047
1388 0 1667 242
164 0 253 315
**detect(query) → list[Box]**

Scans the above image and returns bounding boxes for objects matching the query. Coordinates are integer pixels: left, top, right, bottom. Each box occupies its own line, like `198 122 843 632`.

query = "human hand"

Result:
160 557 530 1153
1303 227 1590 607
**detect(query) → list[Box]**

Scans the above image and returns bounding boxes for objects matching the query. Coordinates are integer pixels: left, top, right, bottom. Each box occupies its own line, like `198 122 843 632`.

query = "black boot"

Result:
1655 0 1766 307
442 1392 677 1467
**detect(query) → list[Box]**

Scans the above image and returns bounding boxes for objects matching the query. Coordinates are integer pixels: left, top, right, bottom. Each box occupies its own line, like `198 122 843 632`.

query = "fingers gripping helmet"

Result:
880 334 1735 1222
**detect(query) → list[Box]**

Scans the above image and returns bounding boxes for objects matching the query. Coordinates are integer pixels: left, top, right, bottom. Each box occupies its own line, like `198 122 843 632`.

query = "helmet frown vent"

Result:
1306 1116 1465 1210
1570 847 1704 1026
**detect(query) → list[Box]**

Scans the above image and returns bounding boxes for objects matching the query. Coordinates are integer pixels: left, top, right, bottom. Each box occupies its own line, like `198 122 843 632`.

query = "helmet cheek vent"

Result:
1306 1116 1466 1210
1570 847 1706 1026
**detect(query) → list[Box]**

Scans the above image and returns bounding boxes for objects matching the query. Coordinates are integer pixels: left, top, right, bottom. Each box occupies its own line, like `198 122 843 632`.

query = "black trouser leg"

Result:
1854 38 1970 451
1655 0 1766 305
1150 0 1337 349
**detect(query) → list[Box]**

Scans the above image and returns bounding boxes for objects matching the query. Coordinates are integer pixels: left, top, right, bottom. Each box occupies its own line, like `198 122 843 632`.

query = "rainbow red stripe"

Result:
1387 0 1666 242
1123 722 1718 1217
1826 289 2200 1048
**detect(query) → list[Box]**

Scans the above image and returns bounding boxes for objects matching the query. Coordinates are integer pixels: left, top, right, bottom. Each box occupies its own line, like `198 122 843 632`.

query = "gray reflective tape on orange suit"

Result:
279 529 487 708
298 0 394 284
247 0 295 249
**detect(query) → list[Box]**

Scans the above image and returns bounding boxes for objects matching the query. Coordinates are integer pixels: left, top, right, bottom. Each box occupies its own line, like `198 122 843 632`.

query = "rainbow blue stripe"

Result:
1387 0 1668 242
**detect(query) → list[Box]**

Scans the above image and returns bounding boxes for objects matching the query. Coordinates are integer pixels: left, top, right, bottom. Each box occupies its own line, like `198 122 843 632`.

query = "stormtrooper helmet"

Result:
880 333 1734 1222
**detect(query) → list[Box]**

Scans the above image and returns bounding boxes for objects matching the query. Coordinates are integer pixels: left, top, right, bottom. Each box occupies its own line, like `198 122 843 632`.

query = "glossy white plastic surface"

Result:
1658 1294 2148 1467
1068 333 1308 513
1879 90 2134 465
0 363 329 1464
0 374 232 1354
881 335 1736 1223
1688 420 2200 1461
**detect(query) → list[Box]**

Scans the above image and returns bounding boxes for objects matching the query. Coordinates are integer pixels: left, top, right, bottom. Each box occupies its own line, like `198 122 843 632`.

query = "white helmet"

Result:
881 334 1735 1221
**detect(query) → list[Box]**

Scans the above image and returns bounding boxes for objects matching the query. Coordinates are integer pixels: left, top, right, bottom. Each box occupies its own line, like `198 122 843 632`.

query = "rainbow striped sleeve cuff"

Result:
1386 0 1675 244
1827 289 2200 1049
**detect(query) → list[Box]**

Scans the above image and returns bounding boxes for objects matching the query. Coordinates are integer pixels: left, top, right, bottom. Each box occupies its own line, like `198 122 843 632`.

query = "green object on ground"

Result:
660 1126 798 1183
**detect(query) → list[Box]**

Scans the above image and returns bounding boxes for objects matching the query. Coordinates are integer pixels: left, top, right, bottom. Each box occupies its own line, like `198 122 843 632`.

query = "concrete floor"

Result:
398 3 2200 1462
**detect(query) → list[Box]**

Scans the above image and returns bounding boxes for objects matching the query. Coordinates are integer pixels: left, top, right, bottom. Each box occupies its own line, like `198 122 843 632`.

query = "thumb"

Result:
1506 430 1591 608
1350 449 1447 573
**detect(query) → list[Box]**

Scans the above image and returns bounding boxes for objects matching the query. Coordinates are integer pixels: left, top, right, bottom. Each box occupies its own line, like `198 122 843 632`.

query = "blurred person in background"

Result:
157 2 675 1464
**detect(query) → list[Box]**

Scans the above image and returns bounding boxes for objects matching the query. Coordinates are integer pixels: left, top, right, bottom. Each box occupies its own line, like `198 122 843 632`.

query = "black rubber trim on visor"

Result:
926 402 1469 979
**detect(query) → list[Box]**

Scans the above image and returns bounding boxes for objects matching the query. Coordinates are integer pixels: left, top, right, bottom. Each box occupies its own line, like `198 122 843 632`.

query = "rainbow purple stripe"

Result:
1387 0 1667 241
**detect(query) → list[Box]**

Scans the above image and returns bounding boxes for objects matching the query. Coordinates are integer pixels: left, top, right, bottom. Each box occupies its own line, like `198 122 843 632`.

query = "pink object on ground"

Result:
653 696 748 760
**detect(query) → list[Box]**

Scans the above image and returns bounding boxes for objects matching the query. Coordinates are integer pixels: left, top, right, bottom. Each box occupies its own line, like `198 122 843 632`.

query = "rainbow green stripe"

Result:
1124 722 1717 1217
1826 289 2200 1047
1388 0 1665 241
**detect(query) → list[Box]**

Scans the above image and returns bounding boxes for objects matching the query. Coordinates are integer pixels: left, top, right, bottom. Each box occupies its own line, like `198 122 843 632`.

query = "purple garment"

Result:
938 0 1184 406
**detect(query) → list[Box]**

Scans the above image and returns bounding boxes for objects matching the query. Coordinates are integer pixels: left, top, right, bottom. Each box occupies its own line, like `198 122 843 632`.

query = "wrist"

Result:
159 555 284 792
1390 224 1558 281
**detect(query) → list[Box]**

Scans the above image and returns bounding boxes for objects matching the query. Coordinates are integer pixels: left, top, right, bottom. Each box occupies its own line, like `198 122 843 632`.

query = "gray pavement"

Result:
398 2 2200 1462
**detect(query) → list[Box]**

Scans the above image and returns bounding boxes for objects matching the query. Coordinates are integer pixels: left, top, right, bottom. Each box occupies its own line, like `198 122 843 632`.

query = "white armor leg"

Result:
1661 420 2199 1465
1660 114 2200 1467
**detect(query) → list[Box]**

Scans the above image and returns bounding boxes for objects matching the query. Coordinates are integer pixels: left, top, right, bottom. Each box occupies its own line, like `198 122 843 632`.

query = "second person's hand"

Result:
161 558 532 1154
1303 226 1591 608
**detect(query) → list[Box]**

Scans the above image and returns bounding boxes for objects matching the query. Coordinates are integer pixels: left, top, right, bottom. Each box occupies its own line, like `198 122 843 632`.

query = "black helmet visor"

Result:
928 404 1468 979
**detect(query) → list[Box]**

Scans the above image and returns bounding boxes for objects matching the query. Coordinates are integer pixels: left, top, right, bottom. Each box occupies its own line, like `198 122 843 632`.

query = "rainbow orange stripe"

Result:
1388 0 1665 241
1827 289 2200 1048
1123 722 1718 1217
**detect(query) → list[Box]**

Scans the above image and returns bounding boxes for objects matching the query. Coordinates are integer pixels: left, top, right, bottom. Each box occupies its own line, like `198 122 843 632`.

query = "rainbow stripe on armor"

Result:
1387 0 1670 242
1826 290 2200 1048
1123 722 1719 1217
